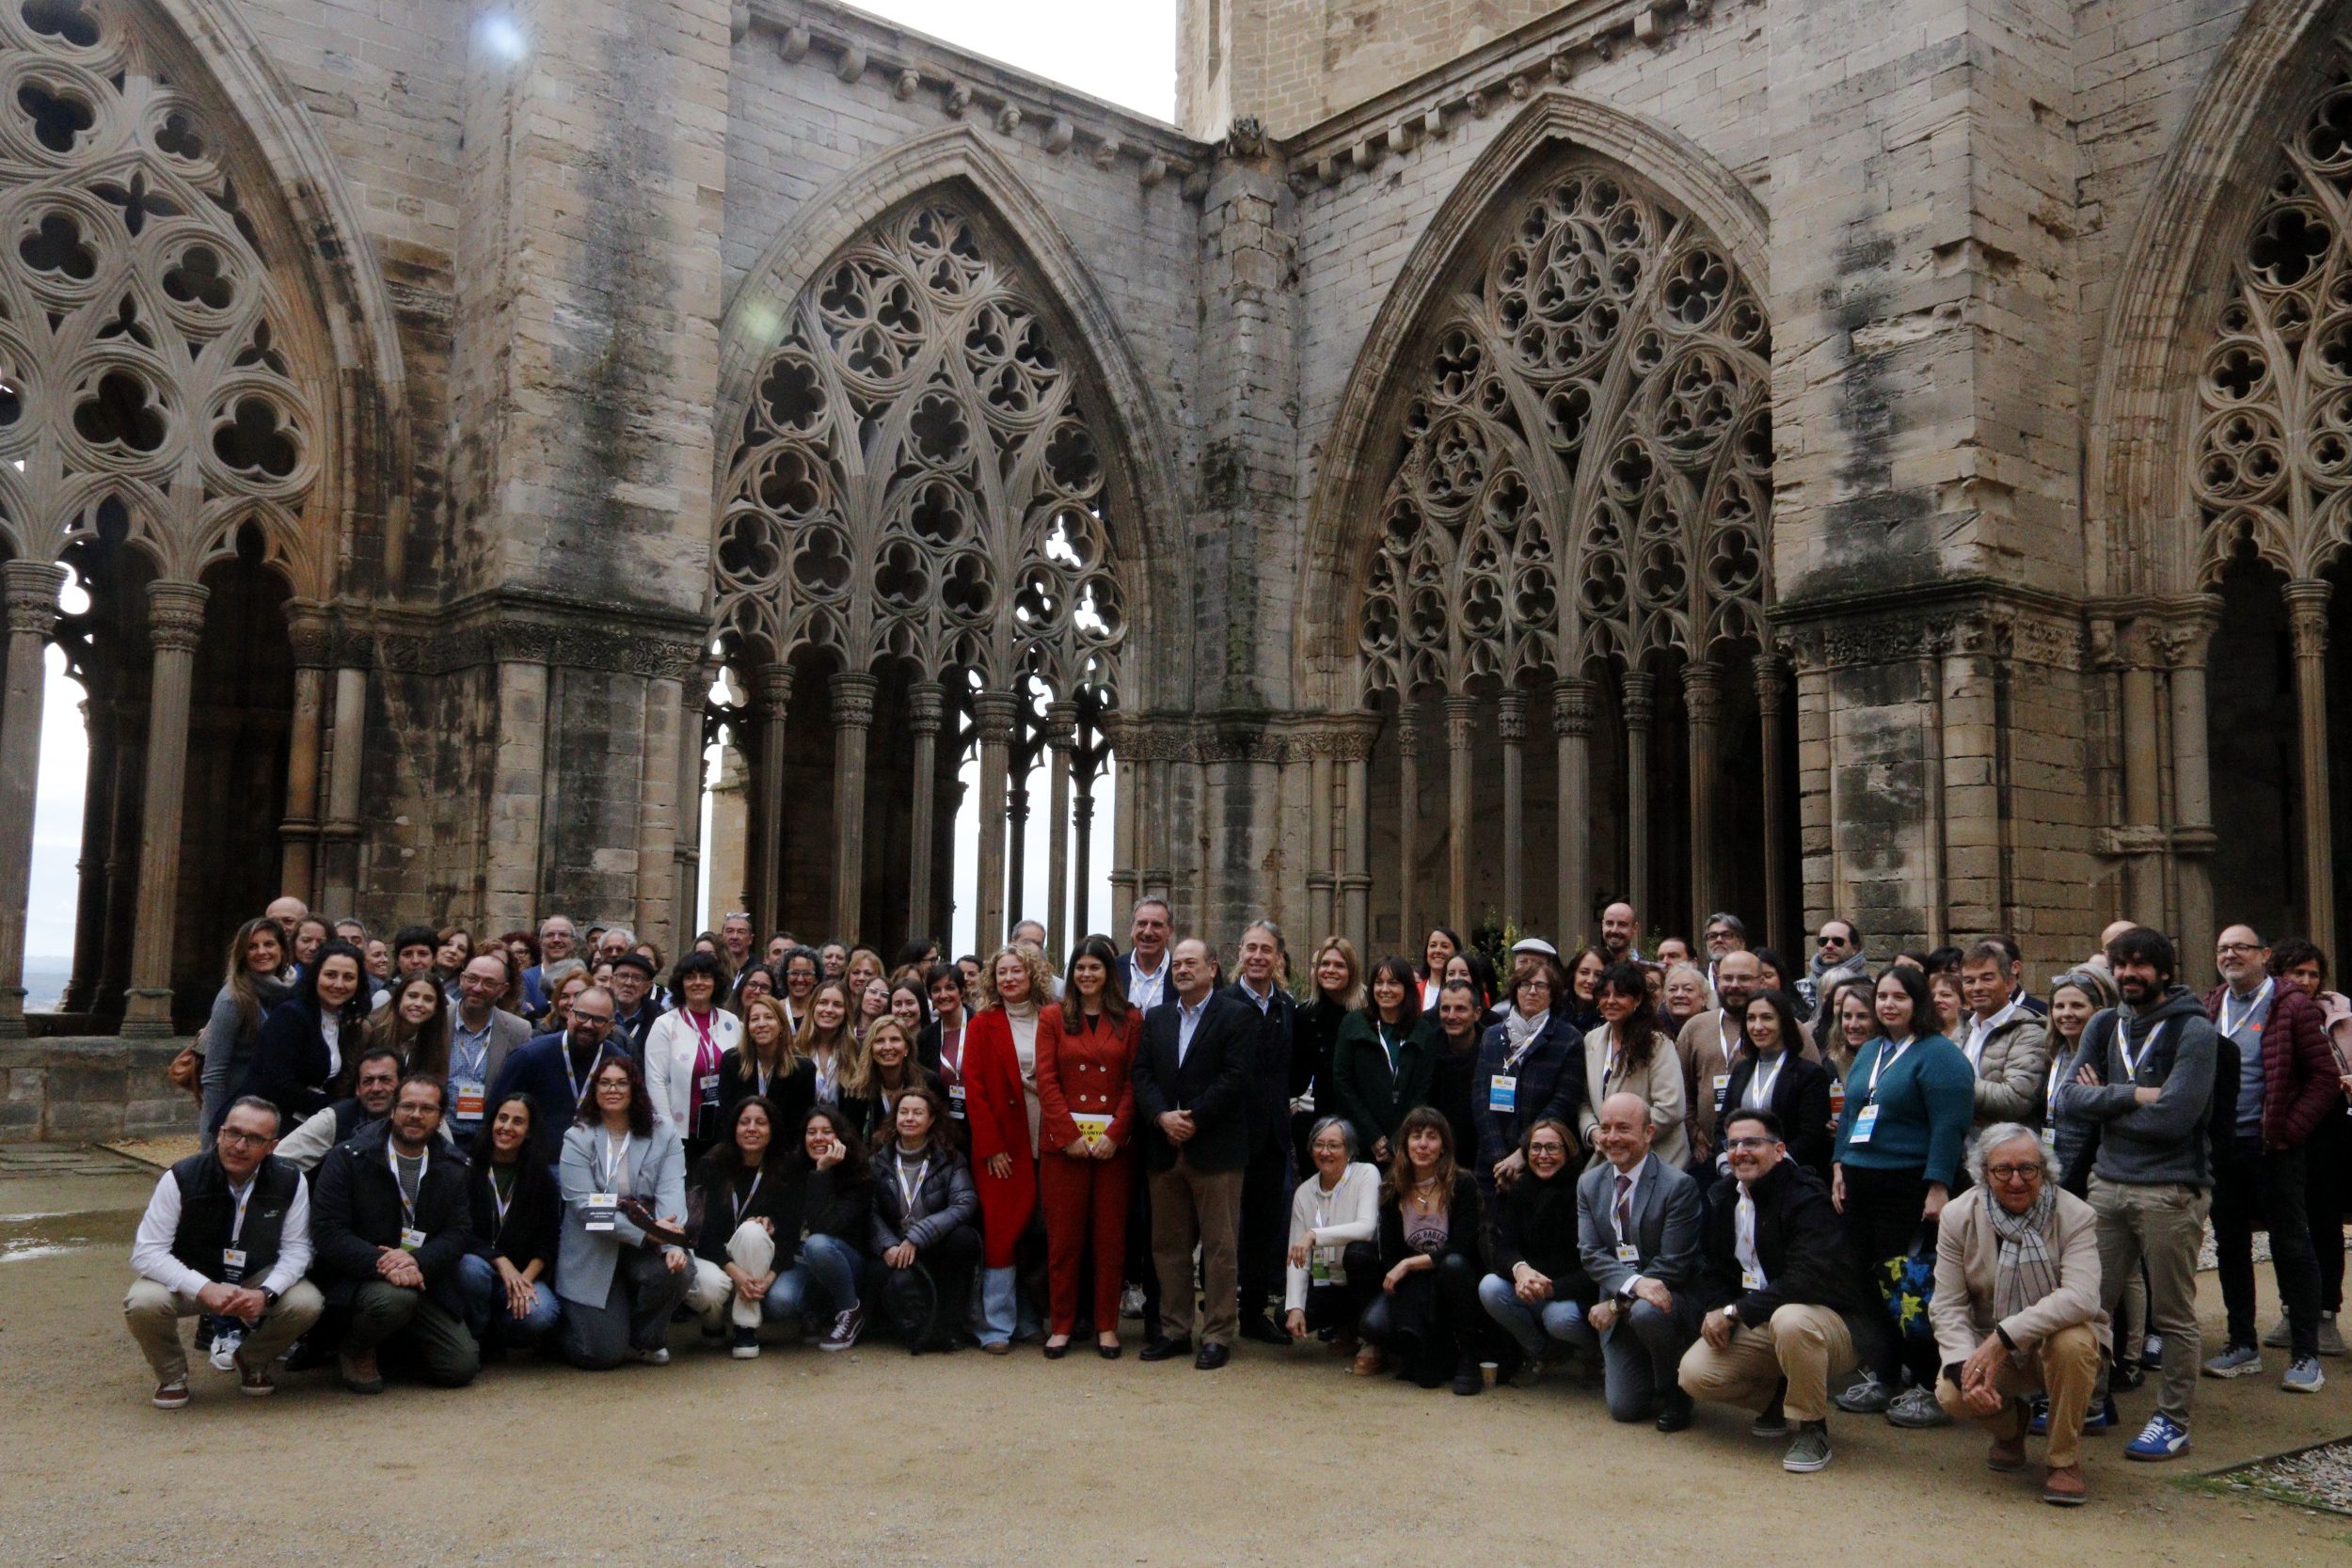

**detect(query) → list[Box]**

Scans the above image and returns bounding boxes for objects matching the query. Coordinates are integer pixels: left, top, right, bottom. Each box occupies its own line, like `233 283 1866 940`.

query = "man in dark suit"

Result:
1226 921 1296 1344
1131 937 1255 1369
1578 1091 1706 1429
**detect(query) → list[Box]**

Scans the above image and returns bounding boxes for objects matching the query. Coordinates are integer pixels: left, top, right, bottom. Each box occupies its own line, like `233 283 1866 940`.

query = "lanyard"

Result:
812 1050 834 1102
2117 1020 2169 1085
597 1132 631 1192
1864 1037 1914 1101
488 1166 515 1239
689 1011 720 1074
2220 979 2272 1040
227 1178 254 1248
894 1154 929 1213
564 1046 594 1106
940 1021 963 1080
387 1142 429 1226
1378 1022 1401 1073
731 1171 762 1228
453 1022 490 1076
1749 1053 1785 1108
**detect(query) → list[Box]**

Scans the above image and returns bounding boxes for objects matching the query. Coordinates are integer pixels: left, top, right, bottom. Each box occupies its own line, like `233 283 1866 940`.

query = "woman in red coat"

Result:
961 942 1048 1352
1035 933 1140 1357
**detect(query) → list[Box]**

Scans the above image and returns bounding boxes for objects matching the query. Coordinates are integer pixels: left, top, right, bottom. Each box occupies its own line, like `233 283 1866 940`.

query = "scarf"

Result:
1503 1007 1545 1057
1988 1185 2060 1329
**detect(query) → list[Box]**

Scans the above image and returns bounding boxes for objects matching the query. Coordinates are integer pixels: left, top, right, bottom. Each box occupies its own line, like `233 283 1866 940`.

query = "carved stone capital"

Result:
1395 710 1422 758
757 661 794 720
1553 675 1597 736
1222 115 1269 159
1495 689 1528 745
1752 657 1786 706
906 680 946 734
1621 669 1656 728
972 689 1022 742
2 560 64 639
2286 578 2332 658
1442 693 1477 749
1682 662 1723 726
830 669 879 729
282 598 333 668
145 581 209 654
1043 699 1080 752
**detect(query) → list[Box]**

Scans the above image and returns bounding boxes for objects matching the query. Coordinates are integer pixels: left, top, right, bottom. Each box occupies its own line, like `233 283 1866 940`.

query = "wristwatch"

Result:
261 1287 280 1307
1720 1305 1740 1326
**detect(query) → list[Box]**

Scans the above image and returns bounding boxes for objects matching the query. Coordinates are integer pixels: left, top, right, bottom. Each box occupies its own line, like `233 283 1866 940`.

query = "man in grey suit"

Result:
1579 1091 1707 1429
448 953 535 1144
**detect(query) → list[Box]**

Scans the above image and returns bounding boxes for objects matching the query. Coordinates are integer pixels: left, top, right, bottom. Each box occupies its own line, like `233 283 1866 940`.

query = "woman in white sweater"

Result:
1282 1117 1383 1355
1576 961 1688 1170
643 951 745 1162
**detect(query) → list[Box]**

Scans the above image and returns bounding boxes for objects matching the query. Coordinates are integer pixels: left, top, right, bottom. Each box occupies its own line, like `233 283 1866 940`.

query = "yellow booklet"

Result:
1073 1111 1112 1148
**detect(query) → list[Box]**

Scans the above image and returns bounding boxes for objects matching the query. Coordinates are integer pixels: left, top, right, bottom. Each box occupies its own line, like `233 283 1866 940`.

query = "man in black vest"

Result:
312 1073 480 1394
1227 921 1297 1344
125 1096 323 1406
1132 937 1256 1369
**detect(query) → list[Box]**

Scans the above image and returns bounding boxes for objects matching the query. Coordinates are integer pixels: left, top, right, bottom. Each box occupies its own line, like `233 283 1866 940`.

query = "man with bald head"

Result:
1578 1091 1706 1428
1600 901 1642 964
1131 936 1257 1369
1676 948 1816 1169
264 896 307 954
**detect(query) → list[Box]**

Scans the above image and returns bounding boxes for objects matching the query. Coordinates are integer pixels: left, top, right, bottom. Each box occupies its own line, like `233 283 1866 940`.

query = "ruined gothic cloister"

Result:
0 0 2345 1045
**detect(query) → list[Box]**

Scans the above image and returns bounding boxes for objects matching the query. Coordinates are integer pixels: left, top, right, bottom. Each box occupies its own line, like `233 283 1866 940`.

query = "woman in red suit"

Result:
961 941 1050 1353
1035 933 1139 1358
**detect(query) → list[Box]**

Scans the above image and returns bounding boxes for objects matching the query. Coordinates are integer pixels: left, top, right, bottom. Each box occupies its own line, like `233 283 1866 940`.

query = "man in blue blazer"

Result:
1579 1090 1707 1430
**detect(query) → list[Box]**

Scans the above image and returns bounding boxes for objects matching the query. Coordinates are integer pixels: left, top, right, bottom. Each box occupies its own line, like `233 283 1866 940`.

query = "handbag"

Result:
1878 1224 1937 1345
166 1046 203 1099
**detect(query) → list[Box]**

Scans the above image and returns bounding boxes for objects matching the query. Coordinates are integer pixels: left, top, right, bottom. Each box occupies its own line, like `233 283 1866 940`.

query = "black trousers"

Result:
1358 1250 1483 1386
1298 1242 1381 1339
1236 1129 1292 1318
2214 1135 2321 1357
1839 1163 1937 1387
879 1224 982 1350
2305 1110 2349 1315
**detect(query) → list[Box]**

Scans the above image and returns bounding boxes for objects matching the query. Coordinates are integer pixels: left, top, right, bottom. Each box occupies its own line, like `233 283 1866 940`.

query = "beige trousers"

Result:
685 1221 778 1330
1150 1159 1244 1347
1934 1321 2104 1470
1677 1302 1857 1424
123 1276 324 1385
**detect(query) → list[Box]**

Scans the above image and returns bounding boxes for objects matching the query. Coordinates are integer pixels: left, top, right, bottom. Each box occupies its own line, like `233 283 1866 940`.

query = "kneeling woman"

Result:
1357 1106 1487 1393
869 1085 982 1352
555 1054 691 1370
1475 1117 1593 1376
459 1092 564 1347
681 1094 791 1356
1282 1116 1380 1353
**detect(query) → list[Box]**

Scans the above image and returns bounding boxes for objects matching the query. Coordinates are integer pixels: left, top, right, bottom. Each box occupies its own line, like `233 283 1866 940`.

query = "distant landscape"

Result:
22 960 69 1014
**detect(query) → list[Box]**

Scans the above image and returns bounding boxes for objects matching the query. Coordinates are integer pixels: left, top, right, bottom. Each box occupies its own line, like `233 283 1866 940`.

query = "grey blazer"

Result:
556 1121 688 1307
1576 1150 1705 1298
474 1006 536 1091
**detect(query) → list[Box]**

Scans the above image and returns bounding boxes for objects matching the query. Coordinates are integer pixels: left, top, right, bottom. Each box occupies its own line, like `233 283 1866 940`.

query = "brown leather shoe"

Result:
339 1348 384 1395
1330 1333 1359 1359
1987 1434 2027 1472
2042 1464 2087 1507
1350 1344 1385 1377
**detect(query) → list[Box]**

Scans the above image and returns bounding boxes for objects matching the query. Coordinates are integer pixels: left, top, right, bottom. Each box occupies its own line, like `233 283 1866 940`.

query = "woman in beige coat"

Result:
1577 962 1688 1170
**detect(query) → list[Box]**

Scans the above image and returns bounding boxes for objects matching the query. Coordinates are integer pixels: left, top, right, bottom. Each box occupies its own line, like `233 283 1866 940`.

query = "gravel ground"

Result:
4 1165 2350 1568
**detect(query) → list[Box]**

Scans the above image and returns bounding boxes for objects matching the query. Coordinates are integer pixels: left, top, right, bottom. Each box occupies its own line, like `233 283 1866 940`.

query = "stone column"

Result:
2286 579 2336 961
1107 746 1139 914
1342 748 1372 958
673 661 714 943
972 689 1019 956
1443 693 1475 932
1005 705 1031 927
1684 660 1723 935
2162 606 2220 978
276 602 329 904
2118 640 2163 925
829 670 878 942
1622 670 1655 922
905 682 946 942
1555 675 1595 943
1495 691 1526 927
1307 740 1335 942
1395 704 1420 950
1755 657 1789 954
753 661 792 941
94 702 143 1011
0 561 62 1034
1072 773 1096 943
121 581 208 1036
321 664 369 919
635 672 684 955
1144 751 1174 900
60 691 113 1013
1043 701 1077 965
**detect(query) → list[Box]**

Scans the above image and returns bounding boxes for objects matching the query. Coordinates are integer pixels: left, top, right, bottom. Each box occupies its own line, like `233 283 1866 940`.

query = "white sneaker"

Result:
634 1345 670 1366
208 1331 243 1374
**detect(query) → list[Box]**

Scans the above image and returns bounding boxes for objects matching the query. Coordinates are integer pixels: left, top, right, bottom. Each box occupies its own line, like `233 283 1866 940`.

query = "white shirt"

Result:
131 1167 312 1299
1283 1163 1381 1310
319 1013 342 1084
1733 1184 1764 1289
1606 1158 1651 1294
1175 992 1210 1065
1128 953 1169 1012
1964 998 2021 1069
1238 974 1278 1014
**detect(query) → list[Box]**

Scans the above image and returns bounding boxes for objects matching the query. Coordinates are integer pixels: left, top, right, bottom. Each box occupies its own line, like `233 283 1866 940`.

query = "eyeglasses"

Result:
571 1012 613 1027
2215 942 2261 956
1724 1136 1778 1152
1985 1164 2043 1182
595 1078 631 1092
217 1128 271 1148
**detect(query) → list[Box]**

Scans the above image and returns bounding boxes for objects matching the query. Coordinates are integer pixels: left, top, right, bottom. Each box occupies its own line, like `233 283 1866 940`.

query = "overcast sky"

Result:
21 2 1177 969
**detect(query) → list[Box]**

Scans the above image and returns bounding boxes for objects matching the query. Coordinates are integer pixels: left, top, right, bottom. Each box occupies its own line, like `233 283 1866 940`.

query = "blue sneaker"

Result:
2026 1395 2050 1435
2028 1394 2113 1436
2201 1342 2263 1378
2125 1412 2191 1461
2281 1356 2326 1394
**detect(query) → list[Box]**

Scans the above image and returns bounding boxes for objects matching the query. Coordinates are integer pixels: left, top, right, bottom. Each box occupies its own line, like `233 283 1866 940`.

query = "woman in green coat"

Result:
1327 955 1438 1165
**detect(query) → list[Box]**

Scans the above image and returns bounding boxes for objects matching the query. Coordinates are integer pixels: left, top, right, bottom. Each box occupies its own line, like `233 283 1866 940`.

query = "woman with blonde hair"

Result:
719 992 814 1131
1291 935 1364 1169
962 942 1053 1351
843 1015 944 1148
199 917 294 1137
792 976 868 1108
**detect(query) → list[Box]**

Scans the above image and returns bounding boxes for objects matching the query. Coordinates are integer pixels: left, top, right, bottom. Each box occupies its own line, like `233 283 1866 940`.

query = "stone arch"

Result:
713 125 1184 708
1297 88 1770 710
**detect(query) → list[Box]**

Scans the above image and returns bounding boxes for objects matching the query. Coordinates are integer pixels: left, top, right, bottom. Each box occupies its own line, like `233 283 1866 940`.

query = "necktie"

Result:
1613 1172 1632 1242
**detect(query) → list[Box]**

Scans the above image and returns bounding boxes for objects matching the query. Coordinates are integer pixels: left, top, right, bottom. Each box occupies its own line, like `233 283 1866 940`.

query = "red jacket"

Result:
1035 1004 1139 1155
961 1006 1039 1265
2203 981 2340 1150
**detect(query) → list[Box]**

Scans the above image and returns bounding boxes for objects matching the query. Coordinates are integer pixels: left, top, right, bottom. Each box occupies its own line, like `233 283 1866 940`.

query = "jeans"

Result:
978 1265 1020 1344
2214 1137 2321 1358
1596 1295 1699 1421
772 1232 862 1328
1477 1272 1589 1358
454 1253 562 1343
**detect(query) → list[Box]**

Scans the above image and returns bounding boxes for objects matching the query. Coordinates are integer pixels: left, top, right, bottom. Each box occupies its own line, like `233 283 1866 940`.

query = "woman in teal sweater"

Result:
1831 962 1976 1426
1326 957 1438 1165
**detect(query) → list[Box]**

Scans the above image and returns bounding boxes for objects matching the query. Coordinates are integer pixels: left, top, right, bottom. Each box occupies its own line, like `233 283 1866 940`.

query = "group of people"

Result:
128 893 2352 1509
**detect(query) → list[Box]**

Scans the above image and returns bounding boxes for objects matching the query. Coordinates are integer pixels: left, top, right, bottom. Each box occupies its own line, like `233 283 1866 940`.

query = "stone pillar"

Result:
1107 748 1139 914
673 662 714 943
1443 693 1475 932
60 692 113 1013
1307 741 1335 942
1555 675 1594 943
1342 749 1372 958
1622 670 1655 921
277 601 329 904
1494 691 1526 927
0 561 61 1034
1144 752 1173 900
121 581 208 1036
1044 702 1077 964
1073 773 1096 943
635 672 684 955
829 670 878 942
1005 708 1031 930
1395 704 1420 951
753 661 791 942
1684 661 1723 933
2286 579 2336 962
1755 657 1789 954
2118 644 2163 926
320 664 368 919
2162 607 2220 979
905 682 946 942
94 702 143 1011
972 689 1019 957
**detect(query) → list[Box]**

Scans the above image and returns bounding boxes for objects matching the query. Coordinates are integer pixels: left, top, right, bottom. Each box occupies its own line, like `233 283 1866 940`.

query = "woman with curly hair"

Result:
1577 961 1687 1170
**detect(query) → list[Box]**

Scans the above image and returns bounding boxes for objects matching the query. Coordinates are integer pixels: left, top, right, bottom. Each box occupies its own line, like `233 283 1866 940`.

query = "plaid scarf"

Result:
1988 1184 2060 1327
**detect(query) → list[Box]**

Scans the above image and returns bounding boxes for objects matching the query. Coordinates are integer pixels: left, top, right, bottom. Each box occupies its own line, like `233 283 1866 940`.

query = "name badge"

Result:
221 1246 247 1283
698 1071 721 1099
1740 1267 1762 1290
1614 1243 1639 1263
1850 1102 1881 1145
1488 1073 1518 1114
948 1083 967 1117
586 1191 619 1232
400 1227 427 1251
454 1081 485 1119
1310 1254 1331 1284
1712 1073 1731 1113
1828 1081 1847 1118
2040 1126 2059 1161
